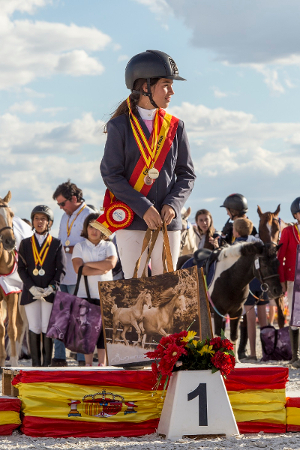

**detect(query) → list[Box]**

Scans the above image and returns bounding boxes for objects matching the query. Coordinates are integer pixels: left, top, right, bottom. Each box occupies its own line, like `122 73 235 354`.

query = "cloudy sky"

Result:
1 0 300 234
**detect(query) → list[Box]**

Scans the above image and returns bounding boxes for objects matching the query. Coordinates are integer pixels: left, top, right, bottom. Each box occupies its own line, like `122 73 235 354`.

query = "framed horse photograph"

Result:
98 266 201 367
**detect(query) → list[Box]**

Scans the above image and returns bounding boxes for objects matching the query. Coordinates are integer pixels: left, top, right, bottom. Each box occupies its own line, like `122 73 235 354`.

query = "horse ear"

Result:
186 206 191 218
257 205 263 218
2 191 11 204
273 204 280 216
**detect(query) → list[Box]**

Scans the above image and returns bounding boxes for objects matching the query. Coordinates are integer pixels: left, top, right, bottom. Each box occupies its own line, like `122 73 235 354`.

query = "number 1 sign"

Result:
157 370 238 440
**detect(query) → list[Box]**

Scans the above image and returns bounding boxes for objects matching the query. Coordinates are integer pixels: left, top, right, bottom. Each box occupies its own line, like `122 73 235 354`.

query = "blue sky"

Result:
1 0 300 235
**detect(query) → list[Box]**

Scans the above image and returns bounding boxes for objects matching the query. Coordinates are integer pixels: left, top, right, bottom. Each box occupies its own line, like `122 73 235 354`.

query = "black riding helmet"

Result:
220 194 248 217
125 50 186 108
291 197 300 218
31 205 54 229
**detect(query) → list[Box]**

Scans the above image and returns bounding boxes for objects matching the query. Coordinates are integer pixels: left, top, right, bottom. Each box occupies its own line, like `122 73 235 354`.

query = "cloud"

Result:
168 102 300 176
133 0 171 28
9 101 36 114
42 107 67 116
0 112 106 154
212 87 228 98
0 10 111 90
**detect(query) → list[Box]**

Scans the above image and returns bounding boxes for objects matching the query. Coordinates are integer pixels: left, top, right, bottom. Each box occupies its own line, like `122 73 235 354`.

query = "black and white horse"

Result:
205 241 282 356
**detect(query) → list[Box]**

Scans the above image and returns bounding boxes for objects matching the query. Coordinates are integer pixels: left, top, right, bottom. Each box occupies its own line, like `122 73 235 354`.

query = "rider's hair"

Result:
52 179 84 202
233 218 253 238
81 213 107 240
104 78 160 132
195 209 215 238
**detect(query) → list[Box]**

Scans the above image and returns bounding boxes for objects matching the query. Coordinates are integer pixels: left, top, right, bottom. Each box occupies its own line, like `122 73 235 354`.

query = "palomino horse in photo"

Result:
206 241 282 357
111 290 152 345
141 291 187 347
257 204 291 328
0 192 20 367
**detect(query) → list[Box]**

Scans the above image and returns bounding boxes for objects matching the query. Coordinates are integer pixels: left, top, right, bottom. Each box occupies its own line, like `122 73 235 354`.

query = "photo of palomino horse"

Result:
111 290 152 345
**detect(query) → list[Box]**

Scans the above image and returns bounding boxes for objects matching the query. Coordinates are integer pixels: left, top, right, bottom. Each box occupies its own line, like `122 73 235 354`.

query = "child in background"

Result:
233 218 268 362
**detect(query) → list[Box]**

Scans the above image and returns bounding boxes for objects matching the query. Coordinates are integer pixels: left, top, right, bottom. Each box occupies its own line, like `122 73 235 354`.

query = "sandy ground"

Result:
1 332 300 449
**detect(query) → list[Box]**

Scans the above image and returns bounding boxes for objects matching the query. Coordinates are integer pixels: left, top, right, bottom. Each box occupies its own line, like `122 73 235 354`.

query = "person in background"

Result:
97 50 196 279
232 218 267 362
18 206 66 367
278 197 300 368
51 180 93 366
194 209 220 250
72 213 117 366
220 194 258 360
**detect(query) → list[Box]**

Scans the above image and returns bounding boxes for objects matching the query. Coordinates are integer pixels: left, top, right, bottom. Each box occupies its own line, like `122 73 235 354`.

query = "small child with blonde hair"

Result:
233 218 253 241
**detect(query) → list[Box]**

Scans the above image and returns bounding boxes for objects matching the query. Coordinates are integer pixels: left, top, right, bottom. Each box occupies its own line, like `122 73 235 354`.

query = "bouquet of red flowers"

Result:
145 330 235 389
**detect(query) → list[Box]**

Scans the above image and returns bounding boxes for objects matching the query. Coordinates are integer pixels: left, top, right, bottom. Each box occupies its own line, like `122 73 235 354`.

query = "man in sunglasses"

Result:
52 179 94 366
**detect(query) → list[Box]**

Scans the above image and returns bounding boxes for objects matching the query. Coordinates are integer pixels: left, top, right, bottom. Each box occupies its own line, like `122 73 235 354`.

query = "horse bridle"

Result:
253 245 280 293
0 204 14 240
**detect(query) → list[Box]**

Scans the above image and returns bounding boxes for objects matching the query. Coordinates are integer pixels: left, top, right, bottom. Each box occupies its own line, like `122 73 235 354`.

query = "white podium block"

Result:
157 370 239 440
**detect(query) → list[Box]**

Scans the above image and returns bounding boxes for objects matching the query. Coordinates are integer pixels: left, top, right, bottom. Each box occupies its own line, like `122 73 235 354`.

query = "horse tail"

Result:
111 304 118 314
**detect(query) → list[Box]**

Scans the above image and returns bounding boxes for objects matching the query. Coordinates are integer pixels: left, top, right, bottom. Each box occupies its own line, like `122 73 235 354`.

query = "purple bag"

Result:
46 266 102 354
260 325 292 361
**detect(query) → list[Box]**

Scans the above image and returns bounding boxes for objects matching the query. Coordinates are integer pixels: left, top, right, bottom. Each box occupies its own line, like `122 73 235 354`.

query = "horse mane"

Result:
218 241 265 261
158 294 178 308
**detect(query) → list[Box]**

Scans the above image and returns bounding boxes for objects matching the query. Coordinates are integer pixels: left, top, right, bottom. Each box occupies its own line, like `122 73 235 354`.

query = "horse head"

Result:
174 294 186 312
257 204 281 244
142 291 152 309
0 191 16 252
249 241 282 299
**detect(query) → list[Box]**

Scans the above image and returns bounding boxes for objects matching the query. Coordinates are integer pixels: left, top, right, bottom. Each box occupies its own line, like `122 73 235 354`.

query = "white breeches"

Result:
24 300 53 334
116 229 181 279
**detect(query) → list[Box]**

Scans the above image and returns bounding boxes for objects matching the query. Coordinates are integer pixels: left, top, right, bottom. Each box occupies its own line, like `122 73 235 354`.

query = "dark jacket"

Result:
18 235 66 305
100 112 196 231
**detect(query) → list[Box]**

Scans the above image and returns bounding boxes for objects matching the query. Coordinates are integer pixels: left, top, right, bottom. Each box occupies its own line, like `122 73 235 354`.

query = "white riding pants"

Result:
116 229 181 279
24 299 53 334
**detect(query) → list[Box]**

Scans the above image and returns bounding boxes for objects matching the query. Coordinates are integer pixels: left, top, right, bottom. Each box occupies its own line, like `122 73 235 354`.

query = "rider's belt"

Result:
93 109 179 236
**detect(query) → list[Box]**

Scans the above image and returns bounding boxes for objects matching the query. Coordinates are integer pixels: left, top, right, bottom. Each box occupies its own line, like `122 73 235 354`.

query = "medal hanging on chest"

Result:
127 98 161 188
31 234 52 276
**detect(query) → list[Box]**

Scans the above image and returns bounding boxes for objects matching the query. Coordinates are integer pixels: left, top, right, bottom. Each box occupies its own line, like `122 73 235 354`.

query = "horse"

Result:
180 207 197 256
206 241 282 357
111 290 152 345
141 292 187 347
257 204 291 328
0 192 20 367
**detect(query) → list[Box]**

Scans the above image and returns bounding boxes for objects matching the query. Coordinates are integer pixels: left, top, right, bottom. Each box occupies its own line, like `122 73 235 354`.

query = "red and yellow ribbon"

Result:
66 204 86 239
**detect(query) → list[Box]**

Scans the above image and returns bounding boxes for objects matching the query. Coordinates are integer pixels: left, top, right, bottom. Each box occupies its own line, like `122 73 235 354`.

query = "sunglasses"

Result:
57 200 69 207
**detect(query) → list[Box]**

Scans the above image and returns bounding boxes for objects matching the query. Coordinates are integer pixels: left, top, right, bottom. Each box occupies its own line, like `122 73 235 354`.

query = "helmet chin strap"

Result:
133 79 159 109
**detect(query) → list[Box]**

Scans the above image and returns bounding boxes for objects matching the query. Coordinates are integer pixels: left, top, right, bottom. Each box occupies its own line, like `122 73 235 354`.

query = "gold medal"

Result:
33 268 39 276
144 175 154 186
148 168 159 179
65 239 70 246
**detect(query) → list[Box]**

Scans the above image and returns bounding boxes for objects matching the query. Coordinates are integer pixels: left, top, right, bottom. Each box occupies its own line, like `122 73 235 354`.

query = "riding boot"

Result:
29 330 41 367
238 315 248 360
42 333 53 367
289 328 300 365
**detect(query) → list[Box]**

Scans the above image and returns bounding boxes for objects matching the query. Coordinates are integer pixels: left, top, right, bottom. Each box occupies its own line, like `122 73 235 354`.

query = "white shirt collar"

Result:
137 106 157 120
34 231 48 246
85 239 104 249
69 202 86 217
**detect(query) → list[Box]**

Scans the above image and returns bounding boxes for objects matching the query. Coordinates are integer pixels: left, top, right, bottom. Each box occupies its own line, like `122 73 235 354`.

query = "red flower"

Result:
210 337 223 350
164 343 187 365
221 338 234 351
211 351 235 376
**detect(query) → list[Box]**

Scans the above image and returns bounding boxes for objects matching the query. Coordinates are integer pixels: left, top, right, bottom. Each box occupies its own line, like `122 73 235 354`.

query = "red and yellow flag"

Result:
0 397 21 435
13 370 165 438
225 367 288 434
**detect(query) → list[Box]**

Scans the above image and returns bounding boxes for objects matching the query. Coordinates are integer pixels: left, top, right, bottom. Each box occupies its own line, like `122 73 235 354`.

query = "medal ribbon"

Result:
66 204 86 238
31 235 52 268
127 97 159 169
294 224 300 243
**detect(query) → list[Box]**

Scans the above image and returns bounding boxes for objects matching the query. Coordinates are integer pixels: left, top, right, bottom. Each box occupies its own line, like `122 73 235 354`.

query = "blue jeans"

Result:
53 284 85 362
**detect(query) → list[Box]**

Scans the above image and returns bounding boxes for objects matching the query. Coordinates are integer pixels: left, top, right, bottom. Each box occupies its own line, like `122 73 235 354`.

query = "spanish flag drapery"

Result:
13 370 165 438
224 367 289 433
286 397 300 432
0 397 21 435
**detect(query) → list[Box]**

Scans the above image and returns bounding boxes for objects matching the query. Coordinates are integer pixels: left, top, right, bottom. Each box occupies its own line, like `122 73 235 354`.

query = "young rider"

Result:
278 197 300 367
18 206 66 367
94 50 196 278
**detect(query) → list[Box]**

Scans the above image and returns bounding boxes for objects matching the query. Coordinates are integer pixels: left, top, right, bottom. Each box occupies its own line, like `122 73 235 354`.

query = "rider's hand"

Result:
43 286 54 297
143 206 163 230
161 205 175 226
209 236 219 248
29 286 44 300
